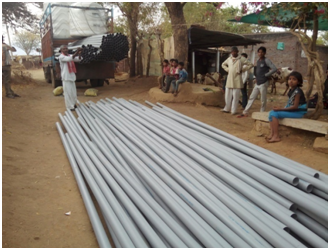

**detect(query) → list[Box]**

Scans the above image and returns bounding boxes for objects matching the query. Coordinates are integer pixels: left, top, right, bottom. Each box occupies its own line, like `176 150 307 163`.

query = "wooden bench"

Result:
251 112 328 135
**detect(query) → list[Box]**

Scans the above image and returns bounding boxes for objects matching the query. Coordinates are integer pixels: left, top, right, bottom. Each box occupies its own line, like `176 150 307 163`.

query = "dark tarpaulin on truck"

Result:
188 27 263 49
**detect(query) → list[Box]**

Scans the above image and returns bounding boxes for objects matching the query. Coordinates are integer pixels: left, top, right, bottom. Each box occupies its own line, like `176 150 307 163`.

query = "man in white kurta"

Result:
59 45 82 110
221 47 253 115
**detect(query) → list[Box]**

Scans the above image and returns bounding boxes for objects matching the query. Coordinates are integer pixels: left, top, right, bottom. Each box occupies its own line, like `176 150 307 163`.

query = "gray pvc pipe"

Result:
110 100 328 248
295 210 328 241
150 105 329 217
149 108 327 212
55 123 111 248
113 100 296 217
62 132 136 248
154 102 326 182
75 118 196 248
74 113 206 248
76 110 199 241
146 106 300 210
62 115 183 248
61 115 147 247
142 103 300 187
312 188 328 200
297 205 328 229
73 99 328 248
106 108 304 248
297 180 314 193
100 107 272 248
103 215 120 248
91 107 232 247
104 103 309 248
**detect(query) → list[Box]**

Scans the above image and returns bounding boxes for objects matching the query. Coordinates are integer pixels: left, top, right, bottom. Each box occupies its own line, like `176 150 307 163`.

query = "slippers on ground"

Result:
266 138 281 143
237 114 248 118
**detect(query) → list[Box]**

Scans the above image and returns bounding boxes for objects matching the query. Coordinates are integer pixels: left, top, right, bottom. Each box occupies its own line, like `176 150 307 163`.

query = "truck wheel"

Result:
51 69 62 88
97 79 105 87
44 67 51 83
90 79 104 87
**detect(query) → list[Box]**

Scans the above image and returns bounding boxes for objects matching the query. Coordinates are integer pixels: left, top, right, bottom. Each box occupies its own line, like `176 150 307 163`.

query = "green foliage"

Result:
158 3 270 37
2 2 42 30
316 31 328 46
258 2 328 29
108 2 162 38
13 30 40 56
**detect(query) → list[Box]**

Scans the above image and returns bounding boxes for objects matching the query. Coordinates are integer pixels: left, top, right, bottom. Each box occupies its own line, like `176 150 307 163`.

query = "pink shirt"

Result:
163 65 170 75
171 66 177 75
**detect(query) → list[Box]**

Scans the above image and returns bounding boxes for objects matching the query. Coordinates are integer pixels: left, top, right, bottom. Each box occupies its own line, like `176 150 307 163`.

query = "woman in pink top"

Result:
158 59 170 89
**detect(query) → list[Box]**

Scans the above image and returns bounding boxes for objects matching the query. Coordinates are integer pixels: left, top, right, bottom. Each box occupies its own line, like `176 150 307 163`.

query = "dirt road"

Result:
2 69 328 247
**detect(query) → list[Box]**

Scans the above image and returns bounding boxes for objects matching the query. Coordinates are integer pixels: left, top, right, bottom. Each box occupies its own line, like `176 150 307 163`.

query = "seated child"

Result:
267 71 307 143
171 62 188 96
163 59 178 93
158 59 170 89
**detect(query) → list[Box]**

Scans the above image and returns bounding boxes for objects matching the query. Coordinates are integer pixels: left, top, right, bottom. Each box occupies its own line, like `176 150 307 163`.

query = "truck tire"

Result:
44 67 51 83
51 68 62 88
90 79 104 87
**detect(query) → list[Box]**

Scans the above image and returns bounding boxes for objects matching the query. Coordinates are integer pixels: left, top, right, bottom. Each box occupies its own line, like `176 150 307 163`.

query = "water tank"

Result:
43 2 74 39
69 2 108 37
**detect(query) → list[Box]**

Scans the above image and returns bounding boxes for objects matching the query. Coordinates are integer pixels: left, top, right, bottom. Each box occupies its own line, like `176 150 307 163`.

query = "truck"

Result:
39 3 115 88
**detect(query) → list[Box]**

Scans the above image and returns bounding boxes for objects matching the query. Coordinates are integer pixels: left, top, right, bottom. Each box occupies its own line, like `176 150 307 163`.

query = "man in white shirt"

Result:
2 36 19 98
221 47 253 115
59 45 83 111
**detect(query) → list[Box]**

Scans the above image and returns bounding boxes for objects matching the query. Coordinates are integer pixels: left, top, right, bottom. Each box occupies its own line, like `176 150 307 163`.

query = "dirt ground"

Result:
2 69 328 247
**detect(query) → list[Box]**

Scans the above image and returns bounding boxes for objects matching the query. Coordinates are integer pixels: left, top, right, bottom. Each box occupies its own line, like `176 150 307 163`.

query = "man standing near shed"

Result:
2 36 20 99
221 46 253 115
59 45 83 111
238 46 277 117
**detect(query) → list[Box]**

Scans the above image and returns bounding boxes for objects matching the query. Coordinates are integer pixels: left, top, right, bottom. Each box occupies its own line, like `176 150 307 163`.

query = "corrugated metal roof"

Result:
188 27 264 49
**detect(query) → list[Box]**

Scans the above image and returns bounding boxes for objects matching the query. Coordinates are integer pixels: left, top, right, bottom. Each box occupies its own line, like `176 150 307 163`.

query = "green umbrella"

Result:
228 5 328 31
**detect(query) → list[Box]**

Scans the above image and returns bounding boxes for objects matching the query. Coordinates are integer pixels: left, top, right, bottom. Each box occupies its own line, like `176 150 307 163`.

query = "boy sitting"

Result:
171 62 188 96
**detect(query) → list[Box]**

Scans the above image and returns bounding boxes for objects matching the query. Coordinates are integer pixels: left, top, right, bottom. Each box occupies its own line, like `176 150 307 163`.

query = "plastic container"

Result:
69 2 107 38
43 2 73 39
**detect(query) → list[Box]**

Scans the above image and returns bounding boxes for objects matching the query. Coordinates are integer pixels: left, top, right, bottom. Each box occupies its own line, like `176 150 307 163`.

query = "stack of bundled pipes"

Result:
56 98 328 248
54 33 129 63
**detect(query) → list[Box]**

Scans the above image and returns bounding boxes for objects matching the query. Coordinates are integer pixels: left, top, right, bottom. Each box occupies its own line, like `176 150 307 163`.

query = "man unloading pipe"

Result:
58 45 83 111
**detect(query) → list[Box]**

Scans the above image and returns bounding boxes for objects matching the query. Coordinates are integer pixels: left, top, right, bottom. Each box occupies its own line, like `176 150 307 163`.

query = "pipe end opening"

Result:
292 177 299 186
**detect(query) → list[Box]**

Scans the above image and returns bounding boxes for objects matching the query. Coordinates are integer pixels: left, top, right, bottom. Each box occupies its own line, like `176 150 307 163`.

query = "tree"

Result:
164 3 188 64
2 2 42 30
255 2 328 119
110 2 161 77
13 30 40 56
114 3 141 77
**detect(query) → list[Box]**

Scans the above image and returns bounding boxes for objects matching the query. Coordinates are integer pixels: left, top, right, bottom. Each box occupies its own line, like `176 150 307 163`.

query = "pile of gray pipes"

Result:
56 97 328 248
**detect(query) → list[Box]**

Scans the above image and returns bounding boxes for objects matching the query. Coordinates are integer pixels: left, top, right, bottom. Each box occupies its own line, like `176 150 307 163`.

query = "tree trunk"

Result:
146 35 153 77
136 40 143 76
290 30 325 120
311 10 318 52
157 34 165 73
129 31 137 77
165 3 188 65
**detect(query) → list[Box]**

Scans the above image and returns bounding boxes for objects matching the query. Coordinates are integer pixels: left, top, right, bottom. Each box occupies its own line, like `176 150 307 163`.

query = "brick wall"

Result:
227 32 328 76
